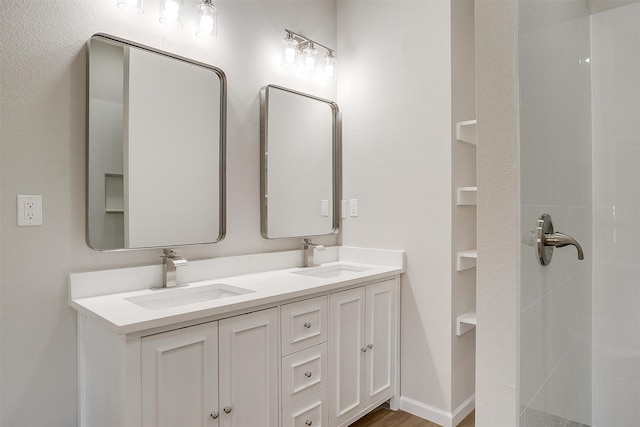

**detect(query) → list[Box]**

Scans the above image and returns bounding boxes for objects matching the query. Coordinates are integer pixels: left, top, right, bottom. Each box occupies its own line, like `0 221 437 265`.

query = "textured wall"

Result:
0 1 336 425
475 0 520 426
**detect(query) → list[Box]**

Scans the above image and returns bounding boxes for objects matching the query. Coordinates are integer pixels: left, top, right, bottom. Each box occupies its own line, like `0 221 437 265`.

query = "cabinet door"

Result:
218 308 279 427
364 280 396 406
329 287 366 427
141 322 218 427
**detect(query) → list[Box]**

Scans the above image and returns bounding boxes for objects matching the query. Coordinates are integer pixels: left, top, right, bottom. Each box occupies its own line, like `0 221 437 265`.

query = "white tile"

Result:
521 298 549 407
594 263 640 324
594 373 640 427
593 317 640 383
520 102 554 206
594 205 640 264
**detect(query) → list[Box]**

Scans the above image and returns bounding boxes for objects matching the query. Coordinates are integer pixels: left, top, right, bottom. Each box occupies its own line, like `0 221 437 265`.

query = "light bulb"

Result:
196 1 217 39
282 36 299 68
323 52 336 80
302 44 317 73
117 0 143 14
159 0 183 27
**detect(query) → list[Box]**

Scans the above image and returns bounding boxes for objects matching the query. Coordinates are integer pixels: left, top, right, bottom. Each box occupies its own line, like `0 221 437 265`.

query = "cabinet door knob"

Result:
367 343 373 349
303 322 312 328
305 420 313 426
304 371 312 378
210 411 219 419
223 406 232 414
361 347 367 352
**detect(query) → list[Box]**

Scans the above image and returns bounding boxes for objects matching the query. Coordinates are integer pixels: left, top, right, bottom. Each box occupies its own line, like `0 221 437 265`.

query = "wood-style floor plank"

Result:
349 407 475 427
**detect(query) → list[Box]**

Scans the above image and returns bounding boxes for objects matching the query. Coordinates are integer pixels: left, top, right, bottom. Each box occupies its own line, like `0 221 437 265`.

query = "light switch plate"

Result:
321 199 329 217
17 195 43 226
349 199 359 217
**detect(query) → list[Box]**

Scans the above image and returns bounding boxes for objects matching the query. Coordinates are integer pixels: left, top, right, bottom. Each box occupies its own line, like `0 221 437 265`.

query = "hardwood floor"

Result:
349 407 475 427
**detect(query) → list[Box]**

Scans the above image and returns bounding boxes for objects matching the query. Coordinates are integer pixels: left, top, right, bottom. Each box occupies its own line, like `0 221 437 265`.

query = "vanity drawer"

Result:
282 389 328 427
281 296 328 355
282 343 327 407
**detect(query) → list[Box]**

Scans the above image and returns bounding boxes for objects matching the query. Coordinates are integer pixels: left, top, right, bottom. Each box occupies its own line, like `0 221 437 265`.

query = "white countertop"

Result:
69 247 405 335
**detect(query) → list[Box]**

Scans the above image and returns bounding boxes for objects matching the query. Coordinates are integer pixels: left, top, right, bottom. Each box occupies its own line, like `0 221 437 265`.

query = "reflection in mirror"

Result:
260 85 340 239
87 34 226 250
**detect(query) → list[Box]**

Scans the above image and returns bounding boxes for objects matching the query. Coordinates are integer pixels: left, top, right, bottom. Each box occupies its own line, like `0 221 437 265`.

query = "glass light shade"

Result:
117 0 143 14
196 2 217 39
282 37 299 68
159 0 183 27
302 44 318 72
323 53 337 80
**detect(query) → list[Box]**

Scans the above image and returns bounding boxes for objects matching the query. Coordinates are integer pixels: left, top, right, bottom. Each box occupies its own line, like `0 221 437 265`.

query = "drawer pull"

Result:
210 411 219 419
304 371 312 378
305 420 313 426
223 406 232 414
367 343 373 349
303 322 312 328
361 347 367 352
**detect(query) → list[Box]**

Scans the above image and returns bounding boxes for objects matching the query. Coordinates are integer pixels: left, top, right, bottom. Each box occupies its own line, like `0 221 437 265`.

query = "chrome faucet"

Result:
302 239 325 267
155 249 188 289
543 232 584 260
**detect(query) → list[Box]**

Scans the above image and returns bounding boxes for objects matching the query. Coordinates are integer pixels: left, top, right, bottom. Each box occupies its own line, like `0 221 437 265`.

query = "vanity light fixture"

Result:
118 0 219 40
117 0 143 14
196 0 217 39
281 29 337 80
159 0 184 27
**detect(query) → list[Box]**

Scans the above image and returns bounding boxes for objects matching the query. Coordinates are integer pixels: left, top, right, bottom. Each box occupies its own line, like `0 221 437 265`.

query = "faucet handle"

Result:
162 248 177 258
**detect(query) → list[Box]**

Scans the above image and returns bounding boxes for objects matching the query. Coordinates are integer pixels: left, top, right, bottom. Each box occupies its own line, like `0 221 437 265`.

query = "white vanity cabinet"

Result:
140 308 279 427
329 279 397 427
72 252 404 427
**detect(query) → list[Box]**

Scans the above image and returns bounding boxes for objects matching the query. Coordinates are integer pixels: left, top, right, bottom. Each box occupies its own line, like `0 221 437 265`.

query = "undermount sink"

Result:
292 264 372 279
125 283 254 311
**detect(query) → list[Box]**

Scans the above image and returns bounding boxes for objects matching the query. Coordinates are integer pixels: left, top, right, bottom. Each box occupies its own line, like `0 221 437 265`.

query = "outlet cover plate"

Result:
17 195 43 226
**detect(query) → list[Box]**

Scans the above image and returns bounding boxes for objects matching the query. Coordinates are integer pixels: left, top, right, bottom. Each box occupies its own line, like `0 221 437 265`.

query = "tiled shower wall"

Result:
519 0 593 425
591 4 640 426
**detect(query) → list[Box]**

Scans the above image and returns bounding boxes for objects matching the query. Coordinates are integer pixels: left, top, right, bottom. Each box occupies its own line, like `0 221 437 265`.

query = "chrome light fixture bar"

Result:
282 29 337 80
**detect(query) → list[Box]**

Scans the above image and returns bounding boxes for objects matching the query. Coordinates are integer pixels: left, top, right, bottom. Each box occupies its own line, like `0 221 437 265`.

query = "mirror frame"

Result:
259 84 341 239
86 33 227 251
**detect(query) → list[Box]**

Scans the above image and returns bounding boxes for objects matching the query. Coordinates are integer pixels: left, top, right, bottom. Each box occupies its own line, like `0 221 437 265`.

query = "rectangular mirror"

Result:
87 34 226 250
260 85 340 239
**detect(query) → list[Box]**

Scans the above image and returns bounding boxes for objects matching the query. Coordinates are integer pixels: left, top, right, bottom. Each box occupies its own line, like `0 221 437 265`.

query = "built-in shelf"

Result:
456 312 477 336
456 120 477 145
456 250 477 271
456 186 477 206
105 173 124 213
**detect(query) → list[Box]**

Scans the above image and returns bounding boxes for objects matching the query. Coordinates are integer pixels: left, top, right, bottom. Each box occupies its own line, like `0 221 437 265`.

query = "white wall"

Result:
518 0 593 425
337 0 456 421
592 4 640 425
0 1 336 425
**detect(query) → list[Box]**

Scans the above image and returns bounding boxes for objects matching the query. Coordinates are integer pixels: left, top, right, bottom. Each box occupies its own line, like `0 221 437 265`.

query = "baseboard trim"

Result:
400 394 475 427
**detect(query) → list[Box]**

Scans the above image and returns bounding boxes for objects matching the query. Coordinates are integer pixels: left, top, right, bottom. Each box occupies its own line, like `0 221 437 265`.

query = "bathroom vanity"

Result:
70 247 404 427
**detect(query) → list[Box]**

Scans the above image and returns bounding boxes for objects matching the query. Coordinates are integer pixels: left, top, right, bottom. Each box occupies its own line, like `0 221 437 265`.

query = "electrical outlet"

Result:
17 195 43 226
